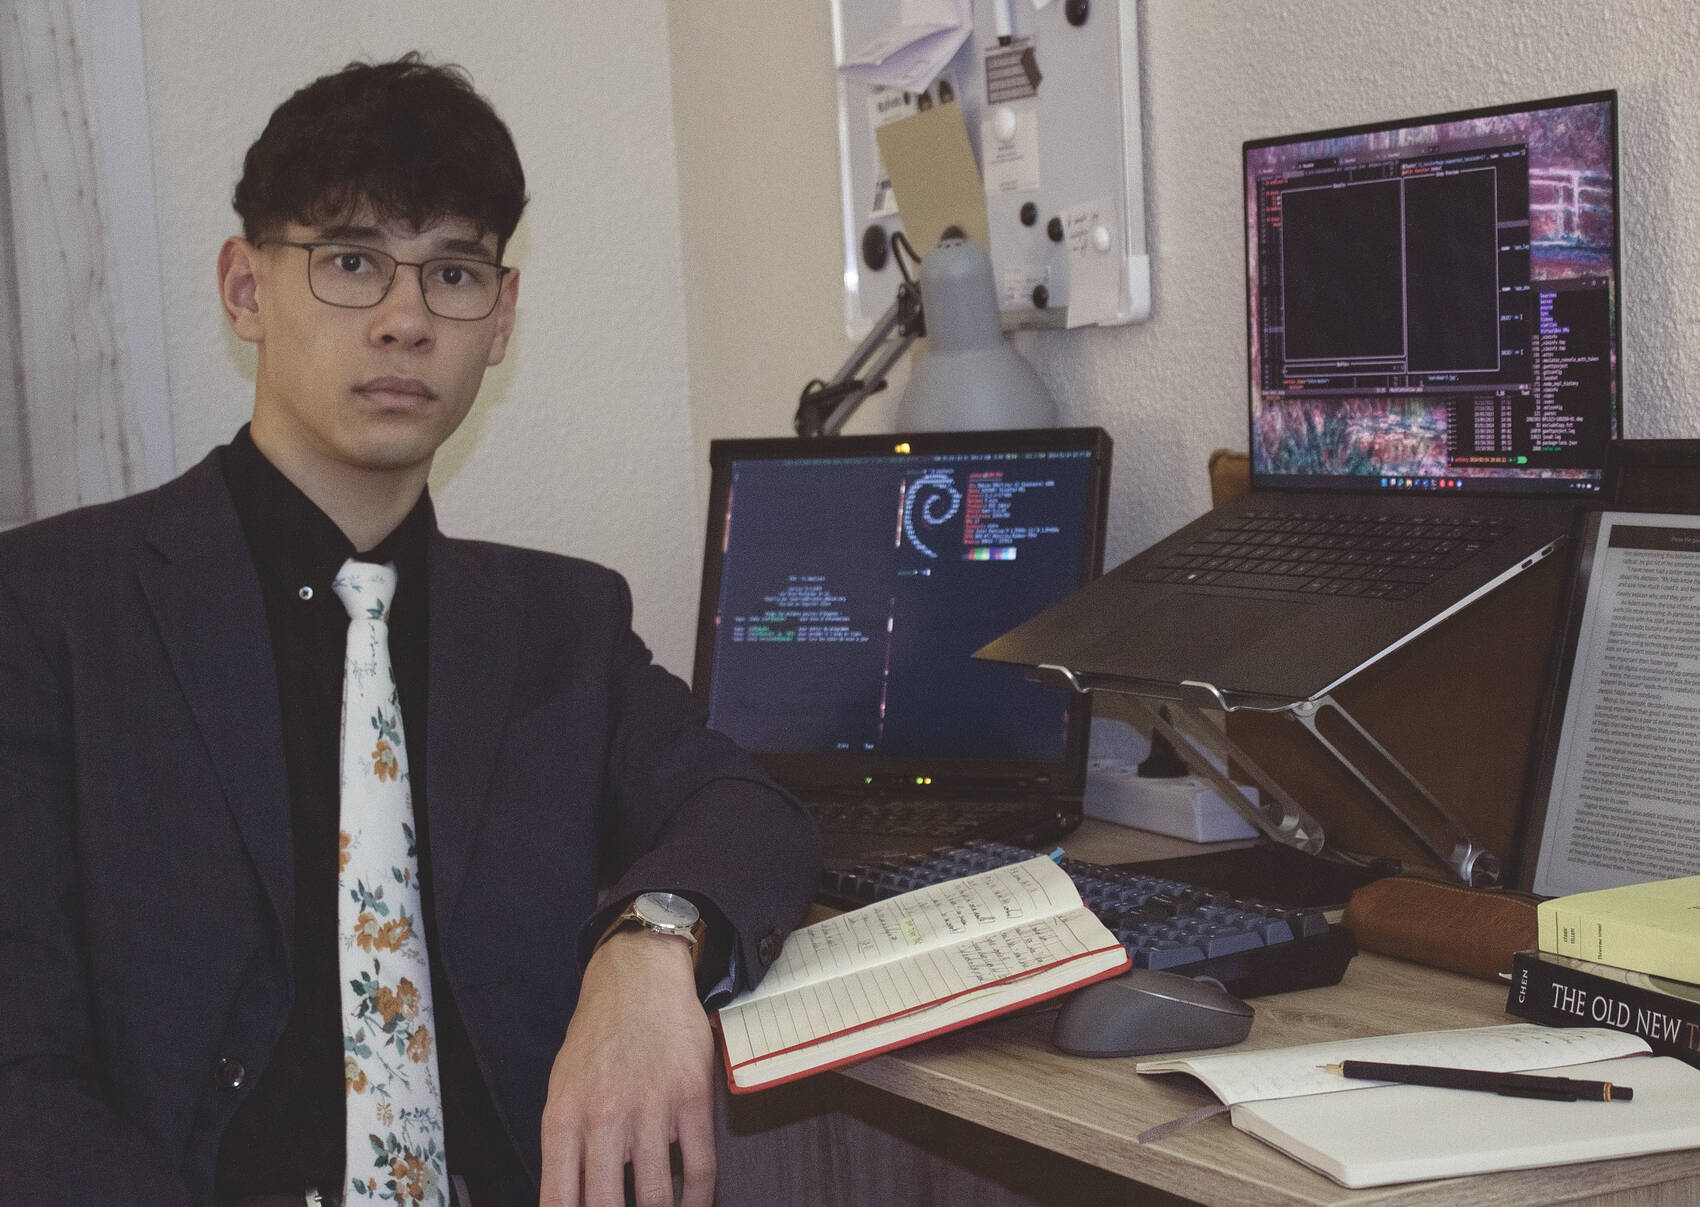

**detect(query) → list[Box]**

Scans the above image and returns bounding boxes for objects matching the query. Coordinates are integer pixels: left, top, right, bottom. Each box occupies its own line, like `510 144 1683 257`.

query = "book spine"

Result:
1506 952 1700 1070
1539 900 1700 982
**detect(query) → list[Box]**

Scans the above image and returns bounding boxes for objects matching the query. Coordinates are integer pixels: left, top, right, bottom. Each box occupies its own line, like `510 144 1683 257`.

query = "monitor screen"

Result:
692 429 1110 789
1244 91 1621 495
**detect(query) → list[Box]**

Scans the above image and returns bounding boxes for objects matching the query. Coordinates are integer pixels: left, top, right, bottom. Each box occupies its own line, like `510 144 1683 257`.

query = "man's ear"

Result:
486 268 520 367
218 237 266 344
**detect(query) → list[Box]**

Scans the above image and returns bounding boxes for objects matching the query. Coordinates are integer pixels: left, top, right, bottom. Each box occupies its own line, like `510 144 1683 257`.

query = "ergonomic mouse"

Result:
1050 968 1254 1057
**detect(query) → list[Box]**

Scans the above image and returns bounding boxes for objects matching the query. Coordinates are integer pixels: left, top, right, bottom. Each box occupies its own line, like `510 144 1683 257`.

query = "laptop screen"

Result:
692 428 1110 792
1244 91 1621 496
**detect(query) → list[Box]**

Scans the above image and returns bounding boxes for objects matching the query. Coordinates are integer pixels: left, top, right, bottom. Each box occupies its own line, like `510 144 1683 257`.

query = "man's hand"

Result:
539 928 717 1207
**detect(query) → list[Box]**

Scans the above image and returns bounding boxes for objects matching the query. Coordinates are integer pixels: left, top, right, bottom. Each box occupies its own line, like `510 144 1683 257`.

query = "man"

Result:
0 55 819 1207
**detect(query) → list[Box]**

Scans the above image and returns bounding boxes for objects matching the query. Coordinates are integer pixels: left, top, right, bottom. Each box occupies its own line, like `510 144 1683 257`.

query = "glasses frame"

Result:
260 240 513 321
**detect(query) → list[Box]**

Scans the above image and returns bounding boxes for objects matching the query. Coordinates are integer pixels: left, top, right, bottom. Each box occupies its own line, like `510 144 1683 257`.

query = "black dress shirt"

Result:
213 427 527 1202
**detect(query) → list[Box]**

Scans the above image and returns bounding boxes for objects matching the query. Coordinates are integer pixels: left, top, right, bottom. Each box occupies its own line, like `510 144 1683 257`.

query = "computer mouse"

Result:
1050 968 1254 1058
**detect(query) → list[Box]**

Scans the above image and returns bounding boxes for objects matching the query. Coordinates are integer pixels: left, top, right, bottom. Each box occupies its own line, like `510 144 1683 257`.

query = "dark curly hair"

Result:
233 53 527 254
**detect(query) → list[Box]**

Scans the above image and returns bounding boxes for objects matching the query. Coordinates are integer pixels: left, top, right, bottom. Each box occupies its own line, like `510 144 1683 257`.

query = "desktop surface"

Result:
719 822 1700 1207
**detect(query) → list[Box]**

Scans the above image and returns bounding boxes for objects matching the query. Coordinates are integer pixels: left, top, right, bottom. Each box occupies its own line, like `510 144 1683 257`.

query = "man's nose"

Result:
369 265 435 346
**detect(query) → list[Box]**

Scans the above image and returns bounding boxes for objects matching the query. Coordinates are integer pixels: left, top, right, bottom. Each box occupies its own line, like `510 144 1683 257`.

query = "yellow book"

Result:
1538 876 1700 982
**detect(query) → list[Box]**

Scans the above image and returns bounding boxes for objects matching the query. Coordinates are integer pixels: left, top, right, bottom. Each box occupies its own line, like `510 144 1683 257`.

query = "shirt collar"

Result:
219 424 434 603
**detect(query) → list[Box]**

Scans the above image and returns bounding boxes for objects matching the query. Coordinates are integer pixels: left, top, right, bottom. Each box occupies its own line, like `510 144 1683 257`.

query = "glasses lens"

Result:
306 245 395 308
421 258 504 320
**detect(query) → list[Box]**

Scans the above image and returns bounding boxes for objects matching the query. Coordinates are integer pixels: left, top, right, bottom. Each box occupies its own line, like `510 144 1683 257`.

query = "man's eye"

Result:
316 247 379 275
429 260 491 289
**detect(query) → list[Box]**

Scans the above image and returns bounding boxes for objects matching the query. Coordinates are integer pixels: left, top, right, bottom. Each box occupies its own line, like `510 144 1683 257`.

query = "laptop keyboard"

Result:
820 840 1357 998
1138 509 1510 601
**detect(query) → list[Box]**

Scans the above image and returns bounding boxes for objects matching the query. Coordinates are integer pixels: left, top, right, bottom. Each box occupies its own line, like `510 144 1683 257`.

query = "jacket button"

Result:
215 1057 246 1089
757 930 784 967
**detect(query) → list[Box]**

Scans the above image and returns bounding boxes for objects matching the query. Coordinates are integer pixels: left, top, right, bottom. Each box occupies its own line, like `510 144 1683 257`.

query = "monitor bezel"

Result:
691 426 1112 794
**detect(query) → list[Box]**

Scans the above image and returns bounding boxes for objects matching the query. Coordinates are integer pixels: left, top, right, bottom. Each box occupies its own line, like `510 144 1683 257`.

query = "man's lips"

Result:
355 377 437 404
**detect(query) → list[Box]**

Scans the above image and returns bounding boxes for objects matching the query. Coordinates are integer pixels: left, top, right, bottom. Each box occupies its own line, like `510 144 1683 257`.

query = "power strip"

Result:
1083 759 1259 843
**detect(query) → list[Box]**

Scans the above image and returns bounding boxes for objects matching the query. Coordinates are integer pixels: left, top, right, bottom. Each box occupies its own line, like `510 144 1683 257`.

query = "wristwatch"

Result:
598 891 706 966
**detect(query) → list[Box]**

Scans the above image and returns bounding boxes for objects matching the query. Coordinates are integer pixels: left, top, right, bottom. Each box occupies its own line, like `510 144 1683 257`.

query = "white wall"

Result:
126 0 1700 679
138 2 700 672
672 0 1700 577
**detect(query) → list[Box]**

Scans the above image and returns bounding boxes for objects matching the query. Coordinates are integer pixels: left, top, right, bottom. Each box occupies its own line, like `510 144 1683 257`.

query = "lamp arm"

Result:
795 283 923 437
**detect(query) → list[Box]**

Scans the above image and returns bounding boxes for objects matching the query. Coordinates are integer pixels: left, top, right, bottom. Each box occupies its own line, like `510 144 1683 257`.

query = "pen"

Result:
1321 1060 1633 1102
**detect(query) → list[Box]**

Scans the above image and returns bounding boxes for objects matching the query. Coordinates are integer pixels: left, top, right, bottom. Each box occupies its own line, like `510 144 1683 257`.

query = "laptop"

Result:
691 427 1111 863
979 91 1624 712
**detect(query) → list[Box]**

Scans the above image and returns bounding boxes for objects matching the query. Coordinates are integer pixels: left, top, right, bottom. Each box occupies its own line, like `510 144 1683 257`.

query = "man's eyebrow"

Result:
434 236 499 259
313 224 386 244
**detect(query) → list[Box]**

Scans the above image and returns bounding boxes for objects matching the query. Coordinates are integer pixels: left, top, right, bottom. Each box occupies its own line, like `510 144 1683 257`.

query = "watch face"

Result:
635 891 700 932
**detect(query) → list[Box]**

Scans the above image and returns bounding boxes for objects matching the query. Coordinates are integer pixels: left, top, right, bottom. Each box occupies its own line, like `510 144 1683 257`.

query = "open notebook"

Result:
691 428 1110 864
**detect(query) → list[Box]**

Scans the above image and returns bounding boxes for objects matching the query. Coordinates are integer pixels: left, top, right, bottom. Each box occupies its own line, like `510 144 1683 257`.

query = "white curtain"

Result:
0 0 173 528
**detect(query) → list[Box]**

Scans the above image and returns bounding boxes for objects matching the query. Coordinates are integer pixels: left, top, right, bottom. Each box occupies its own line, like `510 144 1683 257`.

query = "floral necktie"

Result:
332 560 447 1207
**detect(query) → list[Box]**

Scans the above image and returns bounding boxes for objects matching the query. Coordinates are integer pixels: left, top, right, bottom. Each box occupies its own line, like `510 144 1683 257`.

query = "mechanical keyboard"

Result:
819 840 1357 999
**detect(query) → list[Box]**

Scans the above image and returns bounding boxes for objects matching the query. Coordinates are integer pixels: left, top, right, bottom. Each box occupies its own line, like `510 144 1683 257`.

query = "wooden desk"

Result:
714 823 1700 1206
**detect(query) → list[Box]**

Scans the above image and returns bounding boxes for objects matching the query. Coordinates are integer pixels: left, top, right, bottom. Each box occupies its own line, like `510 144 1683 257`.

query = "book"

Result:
1506 948 1700 1069
714 855 1130 1092
1139 1024 1700 1189
1538 874 1700 982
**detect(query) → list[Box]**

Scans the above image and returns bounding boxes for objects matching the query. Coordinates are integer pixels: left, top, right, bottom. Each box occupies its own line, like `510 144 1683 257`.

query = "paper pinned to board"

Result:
1063 198 1121 328
838 0 973 94
873 100 991 256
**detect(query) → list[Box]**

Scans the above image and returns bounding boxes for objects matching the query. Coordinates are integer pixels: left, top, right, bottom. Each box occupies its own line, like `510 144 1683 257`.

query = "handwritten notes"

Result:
718 857 1128 1091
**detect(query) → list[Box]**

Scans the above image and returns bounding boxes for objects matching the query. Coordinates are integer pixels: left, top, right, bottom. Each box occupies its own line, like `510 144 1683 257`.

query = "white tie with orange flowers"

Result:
333 560 448 1207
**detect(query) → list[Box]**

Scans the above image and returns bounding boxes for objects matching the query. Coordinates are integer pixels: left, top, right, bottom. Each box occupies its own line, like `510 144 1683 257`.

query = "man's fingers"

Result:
538 1124 584 1207
627 1124 675 1207
676 1095 718 1207
581 1122 629 1207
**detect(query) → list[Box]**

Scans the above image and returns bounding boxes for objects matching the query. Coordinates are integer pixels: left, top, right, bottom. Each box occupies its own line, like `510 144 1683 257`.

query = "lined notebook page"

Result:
736 856 1085 1005
718 857 1128 1088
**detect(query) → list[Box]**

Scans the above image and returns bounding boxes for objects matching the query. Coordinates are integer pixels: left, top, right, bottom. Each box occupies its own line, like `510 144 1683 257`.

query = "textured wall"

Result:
133 0 1700 677
139 2 699 672
673 0 1700 578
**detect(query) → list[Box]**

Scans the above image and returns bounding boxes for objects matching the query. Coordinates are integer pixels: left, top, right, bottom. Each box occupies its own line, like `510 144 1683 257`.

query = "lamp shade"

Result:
897 238 1058 431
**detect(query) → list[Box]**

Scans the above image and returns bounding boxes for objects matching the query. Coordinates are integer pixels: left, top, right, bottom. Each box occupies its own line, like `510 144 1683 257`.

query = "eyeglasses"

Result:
262 241 511 321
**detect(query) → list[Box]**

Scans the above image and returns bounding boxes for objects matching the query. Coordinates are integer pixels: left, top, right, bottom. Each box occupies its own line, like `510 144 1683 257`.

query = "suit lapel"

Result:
137 455 295 942
425 534 517 930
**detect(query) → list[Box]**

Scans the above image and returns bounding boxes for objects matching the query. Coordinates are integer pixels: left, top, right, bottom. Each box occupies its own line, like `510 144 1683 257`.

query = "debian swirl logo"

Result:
903 469 961 559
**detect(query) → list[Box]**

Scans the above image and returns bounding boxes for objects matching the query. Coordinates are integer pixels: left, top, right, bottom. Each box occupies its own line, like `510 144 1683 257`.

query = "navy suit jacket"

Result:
0 452 820 1204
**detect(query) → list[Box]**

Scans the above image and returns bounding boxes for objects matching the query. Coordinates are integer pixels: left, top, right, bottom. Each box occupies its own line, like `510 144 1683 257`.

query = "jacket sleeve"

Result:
0 568 193 1204
574 572 821 995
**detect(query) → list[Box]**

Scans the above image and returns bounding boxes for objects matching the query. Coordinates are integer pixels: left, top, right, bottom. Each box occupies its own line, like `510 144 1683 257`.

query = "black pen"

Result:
1320 1060 1634 1102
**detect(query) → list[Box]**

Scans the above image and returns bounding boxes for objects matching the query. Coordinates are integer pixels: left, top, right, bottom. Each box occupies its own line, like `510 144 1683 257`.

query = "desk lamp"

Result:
794 236 1057 436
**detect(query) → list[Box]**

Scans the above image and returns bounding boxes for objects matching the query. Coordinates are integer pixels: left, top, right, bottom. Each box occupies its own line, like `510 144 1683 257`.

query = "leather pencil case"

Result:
1341 874 1539 982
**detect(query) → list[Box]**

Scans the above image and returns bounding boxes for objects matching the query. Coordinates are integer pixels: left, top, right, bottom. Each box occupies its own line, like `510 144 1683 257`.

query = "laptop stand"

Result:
1035 666 1503 888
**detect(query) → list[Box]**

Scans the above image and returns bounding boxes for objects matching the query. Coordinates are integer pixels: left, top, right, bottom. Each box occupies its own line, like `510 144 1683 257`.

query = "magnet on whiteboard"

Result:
993 105 1018 143
1092 225 1112 253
